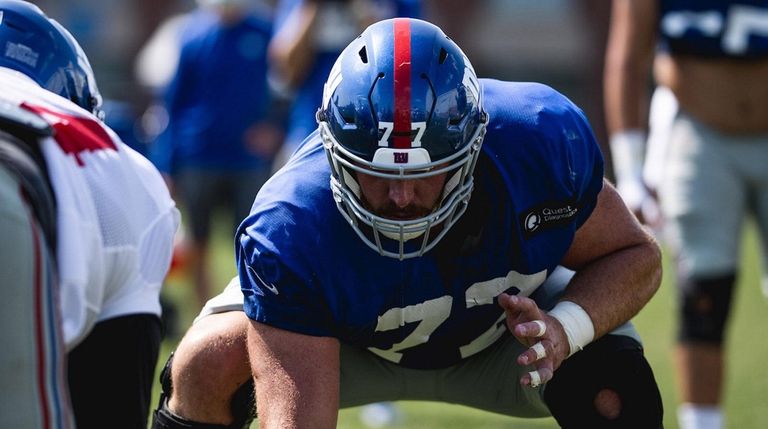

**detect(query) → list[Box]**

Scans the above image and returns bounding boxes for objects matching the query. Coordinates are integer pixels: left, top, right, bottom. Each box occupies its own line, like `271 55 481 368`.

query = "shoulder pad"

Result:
0 100 53 138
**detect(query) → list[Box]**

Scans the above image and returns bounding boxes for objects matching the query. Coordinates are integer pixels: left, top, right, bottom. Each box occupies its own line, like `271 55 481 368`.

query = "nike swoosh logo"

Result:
247 265 279 295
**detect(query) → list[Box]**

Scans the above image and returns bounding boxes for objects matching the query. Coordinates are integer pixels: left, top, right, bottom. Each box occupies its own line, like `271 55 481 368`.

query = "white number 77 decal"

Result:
377 122 427 147
368 269 546 363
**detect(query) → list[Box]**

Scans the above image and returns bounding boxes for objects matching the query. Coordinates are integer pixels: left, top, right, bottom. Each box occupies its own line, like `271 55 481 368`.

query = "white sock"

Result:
678 403 723 429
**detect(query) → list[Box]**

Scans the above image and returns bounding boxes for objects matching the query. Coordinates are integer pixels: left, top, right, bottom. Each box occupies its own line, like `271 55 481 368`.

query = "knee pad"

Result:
544 335 663 429
677 273 735 344
150 352 256 429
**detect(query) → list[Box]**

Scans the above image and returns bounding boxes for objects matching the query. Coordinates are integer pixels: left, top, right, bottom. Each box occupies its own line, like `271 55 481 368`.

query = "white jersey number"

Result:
662 5 768 55
368 269 546 363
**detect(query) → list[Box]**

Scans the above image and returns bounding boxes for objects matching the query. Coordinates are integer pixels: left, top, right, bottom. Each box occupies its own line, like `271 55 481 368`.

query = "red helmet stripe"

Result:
393 18 411 149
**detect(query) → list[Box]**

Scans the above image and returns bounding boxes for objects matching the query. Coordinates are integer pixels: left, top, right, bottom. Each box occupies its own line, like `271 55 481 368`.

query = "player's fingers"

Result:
522 364 555 388
499 294 540 318
513 319 546 338
517 340 551 365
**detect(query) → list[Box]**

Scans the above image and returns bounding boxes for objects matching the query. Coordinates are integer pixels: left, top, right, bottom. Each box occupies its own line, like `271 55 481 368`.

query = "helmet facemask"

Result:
320 118 486 259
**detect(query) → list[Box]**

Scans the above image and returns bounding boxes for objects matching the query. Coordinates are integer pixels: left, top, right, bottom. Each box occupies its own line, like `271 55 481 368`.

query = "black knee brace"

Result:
151 352 256 429
544 335 664 429
677 272 735 344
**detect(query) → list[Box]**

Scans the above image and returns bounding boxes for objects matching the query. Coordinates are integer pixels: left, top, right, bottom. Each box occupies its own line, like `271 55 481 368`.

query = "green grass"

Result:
154 213 768 428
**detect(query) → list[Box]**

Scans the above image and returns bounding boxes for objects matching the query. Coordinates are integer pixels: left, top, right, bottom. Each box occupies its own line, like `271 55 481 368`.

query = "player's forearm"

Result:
561 235 661 339
248 322 340 429
255 386 338 429
559 181 663 339
267 1 320 90
603 0 657 135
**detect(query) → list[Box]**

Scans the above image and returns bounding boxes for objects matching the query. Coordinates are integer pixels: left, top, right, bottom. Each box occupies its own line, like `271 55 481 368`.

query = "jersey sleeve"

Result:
479 80 605 271
555 95 604 229
236 203 337 337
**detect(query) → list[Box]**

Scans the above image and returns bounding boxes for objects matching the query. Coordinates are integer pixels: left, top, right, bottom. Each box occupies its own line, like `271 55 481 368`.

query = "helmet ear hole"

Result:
359 46 368 64
438 48 448 64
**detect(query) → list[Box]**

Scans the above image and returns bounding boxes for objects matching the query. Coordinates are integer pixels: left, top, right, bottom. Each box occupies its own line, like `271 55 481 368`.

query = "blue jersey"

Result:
660 0 768 58
237 79 604 369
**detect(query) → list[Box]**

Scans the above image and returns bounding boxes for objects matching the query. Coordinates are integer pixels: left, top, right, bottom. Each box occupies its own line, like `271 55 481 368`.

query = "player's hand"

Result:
498 293 570 388
616 178 663 230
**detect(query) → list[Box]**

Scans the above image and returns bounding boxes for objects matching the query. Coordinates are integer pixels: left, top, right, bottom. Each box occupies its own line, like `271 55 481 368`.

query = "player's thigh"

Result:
735 134 768 281
660 112 745 276
338 336 549 418
0 167 70 428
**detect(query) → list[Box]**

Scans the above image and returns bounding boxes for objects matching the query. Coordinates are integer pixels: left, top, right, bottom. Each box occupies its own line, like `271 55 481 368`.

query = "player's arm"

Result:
559 178 662 339
267 0 321 91
247 320 340 429
603 0 658 216
500 179 661 386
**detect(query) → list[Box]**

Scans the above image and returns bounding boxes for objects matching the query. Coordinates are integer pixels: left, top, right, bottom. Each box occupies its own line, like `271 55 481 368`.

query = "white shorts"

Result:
658 110 768 279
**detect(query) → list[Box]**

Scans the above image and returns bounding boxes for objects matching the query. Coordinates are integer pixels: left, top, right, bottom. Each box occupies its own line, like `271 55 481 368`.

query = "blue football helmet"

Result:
318 18 488 260
0 0 103 116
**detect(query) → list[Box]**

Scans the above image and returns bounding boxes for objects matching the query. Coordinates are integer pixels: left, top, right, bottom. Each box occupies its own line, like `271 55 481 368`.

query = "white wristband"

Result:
548 301 595 357
609 130 646 184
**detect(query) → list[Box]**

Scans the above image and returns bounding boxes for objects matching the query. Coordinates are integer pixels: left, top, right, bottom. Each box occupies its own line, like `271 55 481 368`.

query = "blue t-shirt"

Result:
659 0 768 58
237 79 604 369
151 9 274 174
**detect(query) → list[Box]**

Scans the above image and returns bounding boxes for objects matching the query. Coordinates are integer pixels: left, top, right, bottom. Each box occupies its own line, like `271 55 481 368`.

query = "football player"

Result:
605 1 768 428
0 1 180 427
152 17 663 429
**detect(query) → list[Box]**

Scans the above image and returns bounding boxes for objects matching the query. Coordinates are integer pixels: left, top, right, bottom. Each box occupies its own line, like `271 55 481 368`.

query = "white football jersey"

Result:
0 67 180 350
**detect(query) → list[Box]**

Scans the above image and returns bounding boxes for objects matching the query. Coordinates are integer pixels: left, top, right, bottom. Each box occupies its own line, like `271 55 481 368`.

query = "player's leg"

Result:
151 279 254 429
67 313 162 428
525 267 663 427
230 168 271 235
0 143 73 428
755 162 768 298
175 169 217 308
543 334 663 428
736 133 768 298
660 112 744 429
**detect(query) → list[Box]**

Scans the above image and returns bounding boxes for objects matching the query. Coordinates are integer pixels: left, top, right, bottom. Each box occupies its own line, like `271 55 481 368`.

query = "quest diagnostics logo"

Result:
520 201 579 238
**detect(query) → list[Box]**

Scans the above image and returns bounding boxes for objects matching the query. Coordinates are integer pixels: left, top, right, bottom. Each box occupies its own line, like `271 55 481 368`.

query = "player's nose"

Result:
388 179 416 208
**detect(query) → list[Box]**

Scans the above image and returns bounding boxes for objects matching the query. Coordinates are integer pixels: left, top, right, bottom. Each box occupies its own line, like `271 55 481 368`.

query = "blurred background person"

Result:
604 1 768 428
267 0 421 169
150 0 284 309
0 1 180 427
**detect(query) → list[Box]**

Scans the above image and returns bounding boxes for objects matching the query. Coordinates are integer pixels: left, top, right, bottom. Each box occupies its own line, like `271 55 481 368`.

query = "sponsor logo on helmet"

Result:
4 41 38 67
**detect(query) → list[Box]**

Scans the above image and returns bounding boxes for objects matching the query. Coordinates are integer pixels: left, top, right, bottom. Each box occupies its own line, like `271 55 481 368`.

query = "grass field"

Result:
154 214 768 428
